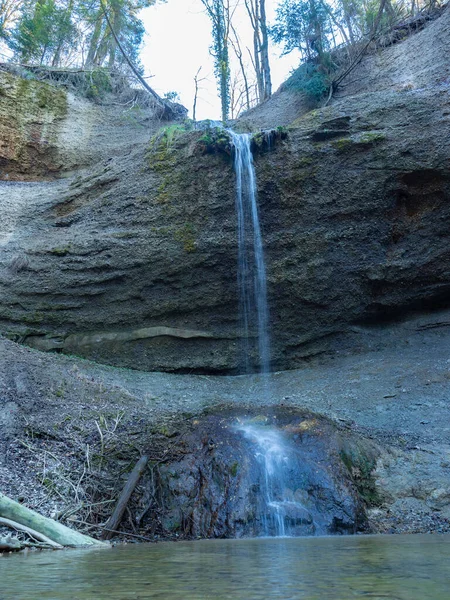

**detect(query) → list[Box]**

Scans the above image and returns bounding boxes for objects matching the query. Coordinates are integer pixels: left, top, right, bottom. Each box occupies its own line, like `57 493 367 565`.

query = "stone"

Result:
142 407 369 538
0 10 449 373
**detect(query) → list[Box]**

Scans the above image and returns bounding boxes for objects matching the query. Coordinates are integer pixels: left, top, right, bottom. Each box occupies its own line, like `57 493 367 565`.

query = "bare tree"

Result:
192 66 208 123
229 22 251 112
244 0 271 102
200 0 237 122
0 0 20 39
229 71 258 118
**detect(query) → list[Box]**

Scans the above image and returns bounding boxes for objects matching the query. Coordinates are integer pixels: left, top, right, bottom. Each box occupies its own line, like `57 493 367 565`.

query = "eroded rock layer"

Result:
0 10 449 372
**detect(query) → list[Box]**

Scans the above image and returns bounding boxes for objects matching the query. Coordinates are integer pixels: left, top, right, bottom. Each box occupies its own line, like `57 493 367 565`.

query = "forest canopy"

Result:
0 0 442 118
0 0 160 70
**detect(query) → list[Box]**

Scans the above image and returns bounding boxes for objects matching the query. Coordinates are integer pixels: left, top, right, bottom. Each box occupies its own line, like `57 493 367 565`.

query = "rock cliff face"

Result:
0 72 67 180
0 69 157 179
0 9 449 373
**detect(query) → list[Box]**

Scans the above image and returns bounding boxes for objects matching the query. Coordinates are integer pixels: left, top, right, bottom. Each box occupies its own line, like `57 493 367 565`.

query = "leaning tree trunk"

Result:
99 0 180 120
0 493 106 547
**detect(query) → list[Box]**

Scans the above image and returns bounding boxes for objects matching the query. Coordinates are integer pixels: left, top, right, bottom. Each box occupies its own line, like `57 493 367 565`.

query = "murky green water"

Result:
1 534 449 600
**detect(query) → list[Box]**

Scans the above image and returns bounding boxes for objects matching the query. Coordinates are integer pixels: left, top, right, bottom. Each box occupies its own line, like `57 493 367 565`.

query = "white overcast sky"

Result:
140 0 300 120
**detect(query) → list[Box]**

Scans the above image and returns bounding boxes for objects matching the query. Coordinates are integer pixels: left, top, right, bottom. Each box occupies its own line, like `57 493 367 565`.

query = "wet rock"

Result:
142 407 371 538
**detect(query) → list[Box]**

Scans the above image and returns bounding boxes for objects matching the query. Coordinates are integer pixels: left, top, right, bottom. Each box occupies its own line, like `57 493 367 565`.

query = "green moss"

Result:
35 84 67 115
14 75 67 117
16 77 32 98
358 132 386 144
251 128 288 153
111 231 138 239
55 385 65 398
155 425 179 438
49 245 71 256
156 178 172 204
331 137 353 152
290 108 323 130
150 124 189 152
197 127 231 155
148 124 191 172
340 442 381 507
230 462 239 477
332 131 386 153
297 156 314 167
21 311 46 324
85 69 112 101
174 223 197 253
252 132 265 148
283 165 317 189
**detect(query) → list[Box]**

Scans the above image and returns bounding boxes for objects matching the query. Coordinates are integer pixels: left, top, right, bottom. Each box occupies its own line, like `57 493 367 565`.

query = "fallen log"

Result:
0 493 106 547
101 455 149 540
0 517 63 548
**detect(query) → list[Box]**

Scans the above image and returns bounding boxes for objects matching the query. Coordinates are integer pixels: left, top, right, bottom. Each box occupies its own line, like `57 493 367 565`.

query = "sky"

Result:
140 0 301 120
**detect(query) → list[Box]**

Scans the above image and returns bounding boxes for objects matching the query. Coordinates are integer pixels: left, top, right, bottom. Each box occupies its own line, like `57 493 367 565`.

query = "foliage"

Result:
9 0 77 65
150 122 193 157
286 59 333 103
0 0 22 41
271 0 332 58
197 126 231 154
163 90 180 102
271 0 335 104
85 67 113 99
271 0 434 103
6 0 161 70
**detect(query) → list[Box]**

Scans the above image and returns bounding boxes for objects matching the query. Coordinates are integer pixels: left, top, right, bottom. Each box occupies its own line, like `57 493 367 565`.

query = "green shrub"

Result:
286 59 333 104
85 69 112 101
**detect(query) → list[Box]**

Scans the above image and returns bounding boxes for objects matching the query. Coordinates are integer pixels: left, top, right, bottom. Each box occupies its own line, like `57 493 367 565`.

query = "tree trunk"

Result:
0 493 105 547
107 5 121 68
259 0 271 100
230 23 251 110
85 10 104 67
101 455 148 540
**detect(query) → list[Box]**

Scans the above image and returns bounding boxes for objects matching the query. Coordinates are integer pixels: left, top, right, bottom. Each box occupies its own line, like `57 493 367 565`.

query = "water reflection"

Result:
1 534 449 599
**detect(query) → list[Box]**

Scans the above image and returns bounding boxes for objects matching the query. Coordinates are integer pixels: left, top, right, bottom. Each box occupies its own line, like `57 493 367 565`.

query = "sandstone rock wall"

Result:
0 10 449 372
0 70 158 180
0 72 67 180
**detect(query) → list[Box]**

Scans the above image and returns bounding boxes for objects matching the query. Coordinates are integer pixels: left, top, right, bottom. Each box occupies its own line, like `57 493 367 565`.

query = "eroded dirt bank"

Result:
1 308 450 541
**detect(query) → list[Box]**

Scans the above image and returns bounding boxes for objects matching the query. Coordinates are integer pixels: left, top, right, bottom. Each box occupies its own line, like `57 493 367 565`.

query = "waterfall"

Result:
238 423 315 537
229 132 313 537
228 131 270 375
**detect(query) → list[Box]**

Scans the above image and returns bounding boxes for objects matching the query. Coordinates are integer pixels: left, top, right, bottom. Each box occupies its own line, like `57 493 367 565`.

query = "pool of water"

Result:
1 534 449 599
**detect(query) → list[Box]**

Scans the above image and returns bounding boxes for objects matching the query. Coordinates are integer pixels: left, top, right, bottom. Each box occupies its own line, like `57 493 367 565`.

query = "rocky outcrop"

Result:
0 69 159 180
0 10 449 373
239 5 450 130
0 72 67 180
259 87 450 366
2 317 450 537
143 407 370 538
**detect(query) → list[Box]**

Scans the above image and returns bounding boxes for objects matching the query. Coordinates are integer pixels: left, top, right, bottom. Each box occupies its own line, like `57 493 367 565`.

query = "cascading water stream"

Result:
228 131 270 376
229 131 309 537
237 423 315 537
